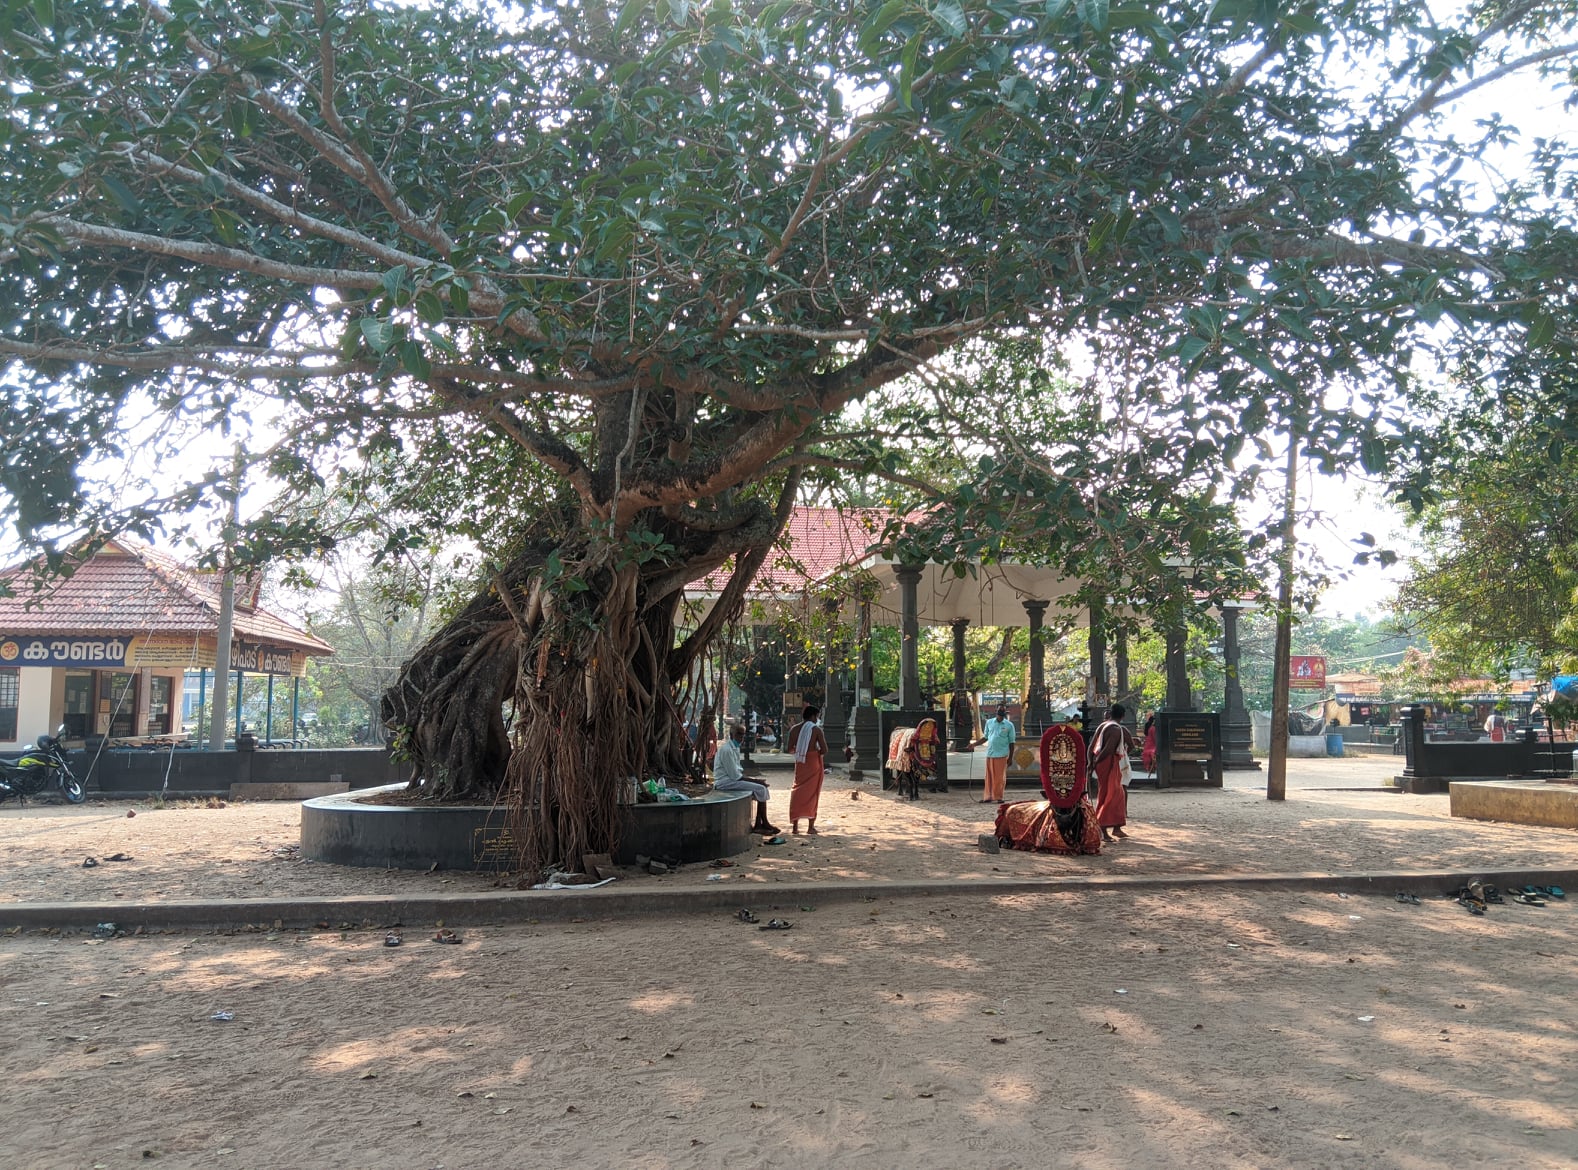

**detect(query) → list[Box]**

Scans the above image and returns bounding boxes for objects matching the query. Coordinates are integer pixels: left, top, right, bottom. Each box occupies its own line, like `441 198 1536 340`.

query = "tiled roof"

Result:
0 540 332 655
689 506 892 597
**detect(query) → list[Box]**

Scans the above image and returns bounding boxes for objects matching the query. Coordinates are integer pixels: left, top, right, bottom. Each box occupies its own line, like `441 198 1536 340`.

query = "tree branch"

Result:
33 215 383 293
666 466 803 677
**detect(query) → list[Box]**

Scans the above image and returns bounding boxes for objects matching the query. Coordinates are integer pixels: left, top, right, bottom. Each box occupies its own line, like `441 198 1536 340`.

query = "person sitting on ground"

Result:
712 723 781 835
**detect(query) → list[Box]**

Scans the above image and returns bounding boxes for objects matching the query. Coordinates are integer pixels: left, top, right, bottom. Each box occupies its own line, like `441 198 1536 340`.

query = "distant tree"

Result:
301 551 447 745
1395 430 1578 677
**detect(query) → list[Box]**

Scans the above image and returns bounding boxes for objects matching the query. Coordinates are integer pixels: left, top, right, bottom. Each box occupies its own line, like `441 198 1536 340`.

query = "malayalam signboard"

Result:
1289 655 1327 690
0 635 130 668
126 635 216 670
0 633 303 676
233 641 308 677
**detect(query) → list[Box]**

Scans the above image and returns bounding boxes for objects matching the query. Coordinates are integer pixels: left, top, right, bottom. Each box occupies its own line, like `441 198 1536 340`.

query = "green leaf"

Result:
933 2 967 38
415 289 445 326
360 317 394 354
860 0 908 55
899 33 921 110
399 339 431 380
614 0 650 39
99 175 142 215
33 0 53 30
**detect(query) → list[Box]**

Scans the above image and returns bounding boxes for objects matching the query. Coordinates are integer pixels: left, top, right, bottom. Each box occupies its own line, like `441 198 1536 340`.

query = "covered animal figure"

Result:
886 718 942 800
993 723 1102 854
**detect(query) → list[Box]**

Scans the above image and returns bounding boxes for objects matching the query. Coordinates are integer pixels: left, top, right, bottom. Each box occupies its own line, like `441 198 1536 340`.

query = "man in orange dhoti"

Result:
788 704 828 835
1090 703 1133 844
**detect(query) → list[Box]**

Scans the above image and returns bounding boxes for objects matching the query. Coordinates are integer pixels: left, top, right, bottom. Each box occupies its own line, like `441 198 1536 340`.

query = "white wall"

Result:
5 667 56 750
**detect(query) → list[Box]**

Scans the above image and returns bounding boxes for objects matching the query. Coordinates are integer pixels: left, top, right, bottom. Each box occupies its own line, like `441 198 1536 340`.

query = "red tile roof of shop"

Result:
0 540 332 654
690 506 892 596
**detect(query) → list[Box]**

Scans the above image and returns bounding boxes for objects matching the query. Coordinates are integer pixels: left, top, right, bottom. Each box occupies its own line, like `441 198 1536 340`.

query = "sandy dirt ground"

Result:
2 758 1574 904
2 887 1574 1170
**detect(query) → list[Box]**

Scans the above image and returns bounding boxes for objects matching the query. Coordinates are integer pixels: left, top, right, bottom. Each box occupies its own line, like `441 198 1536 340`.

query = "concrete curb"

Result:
5 867 1576 932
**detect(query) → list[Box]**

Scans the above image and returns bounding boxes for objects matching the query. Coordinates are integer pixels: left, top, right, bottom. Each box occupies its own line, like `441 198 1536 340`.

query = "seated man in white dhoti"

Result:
712 723 781 835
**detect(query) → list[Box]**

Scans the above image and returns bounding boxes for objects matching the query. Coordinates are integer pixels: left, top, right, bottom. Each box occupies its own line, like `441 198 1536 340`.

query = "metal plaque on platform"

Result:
1153 711 1223 788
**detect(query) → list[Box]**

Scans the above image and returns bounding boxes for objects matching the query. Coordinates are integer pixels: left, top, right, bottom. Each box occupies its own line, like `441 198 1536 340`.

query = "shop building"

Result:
0 540 331 750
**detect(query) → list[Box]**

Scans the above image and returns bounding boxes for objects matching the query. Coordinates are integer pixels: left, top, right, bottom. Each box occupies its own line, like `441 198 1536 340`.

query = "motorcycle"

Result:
0 725 86 804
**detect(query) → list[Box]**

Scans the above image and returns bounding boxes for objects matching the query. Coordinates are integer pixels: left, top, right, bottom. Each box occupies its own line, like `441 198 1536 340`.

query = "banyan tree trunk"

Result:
382 478 793 877
382 547 694 875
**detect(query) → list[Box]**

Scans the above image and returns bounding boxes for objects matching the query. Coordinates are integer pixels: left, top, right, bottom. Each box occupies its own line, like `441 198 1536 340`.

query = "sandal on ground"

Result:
1395 892 1421 905
736 909 759 924
1542 886 1565 899
1513 893 1548 906
433 929 462 944
759 918 793 931
384 932 403 947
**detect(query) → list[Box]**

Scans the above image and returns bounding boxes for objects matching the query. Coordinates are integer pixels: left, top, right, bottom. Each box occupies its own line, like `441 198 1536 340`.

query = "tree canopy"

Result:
4 0 1577 868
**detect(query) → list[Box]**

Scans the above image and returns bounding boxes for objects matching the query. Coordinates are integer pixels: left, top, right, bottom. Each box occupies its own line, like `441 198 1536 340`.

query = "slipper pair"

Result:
736 909 759 924
1522 885 1565 900
1394 892 1421 905
759 918 792 931
433 929 462 944
1513 892 1548 907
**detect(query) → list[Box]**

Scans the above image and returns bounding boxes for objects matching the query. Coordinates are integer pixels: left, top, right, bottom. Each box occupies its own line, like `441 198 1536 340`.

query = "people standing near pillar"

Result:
788 704 828 836
1140 712 1158 773
972 702 1017 803
1090 703 1134 844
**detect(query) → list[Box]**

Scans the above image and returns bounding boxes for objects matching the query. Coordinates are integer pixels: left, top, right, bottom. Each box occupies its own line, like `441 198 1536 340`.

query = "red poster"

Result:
1289 655 1327 689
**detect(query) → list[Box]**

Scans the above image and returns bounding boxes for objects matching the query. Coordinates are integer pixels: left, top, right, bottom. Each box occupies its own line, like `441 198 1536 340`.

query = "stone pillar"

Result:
856 600 874 707
849 600 881 781
897 564 924 711
1115 626 1132 723
1221 605 1259 770
1084 603 1108 735
949 617 973 752
1164 626 1193 711
821 598 847 754
1023 599 1052 734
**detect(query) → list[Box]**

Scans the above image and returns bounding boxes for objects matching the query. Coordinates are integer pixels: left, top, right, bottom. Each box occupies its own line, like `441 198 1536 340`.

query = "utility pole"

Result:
1267 435 1298 801
208 452 242 751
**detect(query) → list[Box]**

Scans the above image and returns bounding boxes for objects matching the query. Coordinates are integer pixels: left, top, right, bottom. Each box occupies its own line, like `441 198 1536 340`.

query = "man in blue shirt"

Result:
972 703 1017 803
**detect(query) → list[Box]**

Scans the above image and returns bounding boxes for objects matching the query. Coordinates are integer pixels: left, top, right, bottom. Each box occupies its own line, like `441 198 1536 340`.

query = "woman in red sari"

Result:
1089 703 1134 844
788 704 828 835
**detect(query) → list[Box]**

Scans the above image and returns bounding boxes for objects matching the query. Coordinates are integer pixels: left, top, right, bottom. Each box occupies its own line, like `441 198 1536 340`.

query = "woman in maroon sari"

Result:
1089 703 1134 844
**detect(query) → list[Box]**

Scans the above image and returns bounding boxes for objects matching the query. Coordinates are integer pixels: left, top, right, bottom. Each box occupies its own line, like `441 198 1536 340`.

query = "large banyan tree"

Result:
3 1 1576 869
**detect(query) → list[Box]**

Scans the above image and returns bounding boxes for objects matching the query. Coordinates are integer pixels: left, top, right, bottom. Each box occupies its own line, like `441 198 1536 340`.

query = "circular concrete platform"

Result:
300 785 754 871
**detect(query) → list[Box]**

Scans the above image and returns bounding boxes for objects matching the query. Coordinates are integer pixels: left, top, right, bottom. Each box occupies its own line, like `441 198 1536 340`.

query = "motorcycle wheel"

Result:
61 774 86 803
